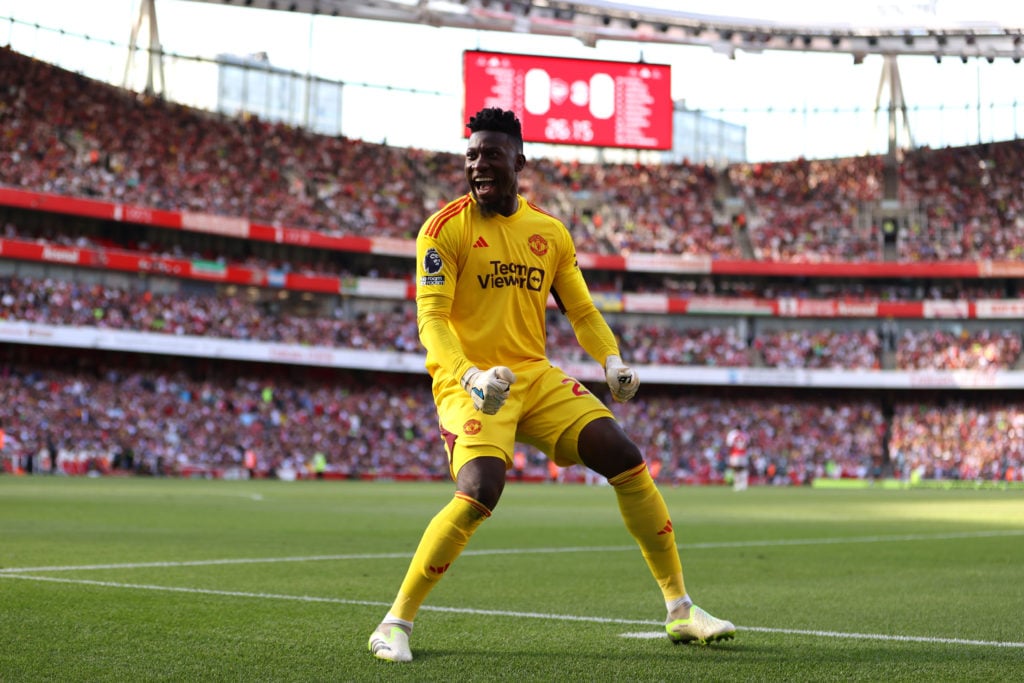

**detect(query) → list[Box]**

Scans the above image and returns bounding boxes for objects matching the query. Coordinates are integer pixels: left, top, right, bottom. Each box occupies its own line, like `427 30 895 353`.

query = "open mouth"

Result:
473 177 496 197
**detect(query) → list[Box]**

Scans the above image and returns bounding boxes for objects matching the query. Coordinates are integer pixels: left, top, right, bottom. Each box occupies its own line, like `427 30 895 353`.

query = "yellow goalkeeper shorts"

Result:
433 362 614 480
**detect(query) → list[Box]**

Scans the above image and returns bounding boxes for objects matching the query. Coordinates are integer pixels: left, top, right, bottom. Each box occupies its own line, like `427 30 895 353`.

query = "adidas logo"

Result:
473 236 489 248
657 519 674 535
428 562 451 575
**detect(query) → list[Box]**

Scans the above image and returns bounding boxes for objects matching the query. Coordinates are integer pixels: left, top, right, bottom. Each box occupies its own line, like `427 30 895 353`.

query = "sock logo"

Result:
429 562 451 575
657 519 674 535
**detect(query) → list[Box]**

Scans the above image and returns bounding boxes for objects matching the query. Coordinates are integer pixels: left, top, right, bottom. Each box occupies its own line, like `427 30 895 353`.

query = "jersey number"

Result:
561 378 590 396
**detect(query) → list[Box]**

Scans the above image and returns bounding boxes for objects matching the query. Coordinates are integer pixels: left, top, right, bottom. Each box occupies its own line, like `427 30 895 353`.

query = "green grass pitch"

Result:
1 476 1022 682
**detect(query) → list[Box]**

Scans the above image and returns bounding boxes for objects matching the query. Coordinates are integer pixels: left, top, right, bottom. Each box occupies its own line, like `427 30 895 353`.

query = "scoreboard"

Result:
463 50 673 150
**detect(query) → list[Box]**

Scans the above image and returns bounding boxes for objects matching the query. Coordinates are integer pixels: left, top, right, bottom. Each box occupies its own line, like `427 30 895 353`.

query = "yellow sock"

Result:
388 492 491 623
609 462 686 602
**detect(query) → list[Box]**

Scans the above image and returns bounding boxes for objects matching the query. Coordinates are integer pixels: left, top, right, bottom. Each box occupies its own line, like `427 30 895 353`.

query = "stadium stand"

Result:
2 45 1023 485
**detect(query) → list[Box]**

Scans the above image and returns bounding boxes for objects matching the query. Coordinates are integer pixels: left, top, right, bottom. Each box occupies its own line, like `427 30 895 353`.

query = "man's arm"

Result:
553 265 639 403
418 292 516 415
417 293 475 383
563 303 620 368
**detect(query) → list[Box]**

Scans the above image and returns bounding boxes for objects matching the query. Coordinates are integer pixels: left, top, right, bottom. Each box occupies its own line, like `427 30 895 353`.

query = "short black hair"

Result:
467 108 523 150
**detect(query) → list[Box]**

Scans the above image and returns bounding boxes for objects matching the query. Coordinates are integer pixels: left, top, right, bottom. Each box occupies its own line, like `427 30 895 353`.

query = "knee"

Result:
455 456 507 511
578 418 643 479
478 488 503 512
611 437 644 474
458 479 503 511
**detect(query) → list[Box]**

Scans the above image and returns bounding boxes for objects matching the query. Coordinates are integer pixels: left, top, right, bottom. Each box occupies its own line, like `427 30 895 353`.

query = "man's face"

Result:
465 130 524 215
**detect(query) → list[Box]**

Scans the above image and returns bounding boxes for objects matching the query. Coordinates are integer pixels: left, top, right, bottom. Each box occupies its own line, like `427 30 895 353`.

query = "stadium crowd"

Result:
2 354 1021 484
3 46 1024 488
3 274 1022 370
754 328 883 370
896 328 1023 371
899 141 1024 261
727 155 885 262
5 46 1024 262
5 210 1018 301
0 275 424 353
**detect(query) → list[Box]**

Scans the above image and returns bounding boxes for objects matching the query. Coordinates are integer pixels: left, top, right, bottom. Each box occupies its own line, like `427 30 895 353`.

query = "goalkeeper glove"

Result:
461 366 516 415
605 354 639 403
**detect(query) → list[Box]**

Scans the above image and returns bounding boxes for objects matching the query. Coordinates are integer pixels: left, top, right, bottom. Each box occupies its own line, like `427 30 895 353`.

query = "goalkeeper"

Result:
369 108 734 663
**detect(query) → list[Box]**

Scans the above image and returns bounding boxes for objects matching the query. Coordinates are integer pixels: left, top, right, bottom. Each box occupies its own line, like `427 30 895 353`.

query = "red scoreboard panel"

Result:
463 50 673 151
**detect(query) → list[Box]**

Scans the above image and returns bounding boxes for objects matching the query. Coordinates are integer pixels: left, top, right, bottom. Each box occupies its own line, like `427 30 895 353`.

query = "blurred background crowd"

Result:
2 46 1023 485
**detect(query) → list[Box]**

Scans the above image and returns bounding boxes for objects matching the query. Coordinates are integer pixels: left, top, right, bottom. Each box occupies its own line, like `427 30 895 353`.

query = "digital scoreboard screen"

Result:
463 50 673 150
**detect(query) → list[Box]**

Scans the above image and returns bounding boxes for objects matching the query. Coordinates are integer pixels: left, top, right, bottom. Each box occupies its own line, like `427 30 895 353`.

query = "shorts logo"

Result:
463 419 482 435
423 248 443 274
528 234 549 256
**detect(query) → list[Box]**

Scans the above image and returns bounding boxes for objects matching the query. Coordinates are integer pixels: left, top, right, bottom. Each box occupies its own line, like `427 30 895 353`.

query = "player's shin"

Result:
608 463 686 602
387 492 491 622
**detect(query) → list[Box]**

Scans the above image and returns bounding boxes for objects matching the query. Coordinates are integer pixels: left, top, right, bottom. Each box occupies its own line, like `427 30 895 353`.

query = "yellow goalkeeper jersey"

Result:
415 193 619 385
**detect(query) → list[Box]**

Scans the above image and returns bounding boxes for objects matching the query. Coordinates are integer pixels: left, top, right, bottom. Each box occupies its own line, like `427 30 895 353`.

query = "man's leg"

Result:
579 418 735 646
608 460 687 601
369 456 505 662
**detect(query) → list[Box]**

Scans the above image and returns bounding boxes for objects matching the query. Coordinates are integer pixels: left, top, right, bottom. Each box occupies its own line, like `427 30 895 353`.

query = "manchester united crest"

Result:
528 234 549 256
463 419 482 435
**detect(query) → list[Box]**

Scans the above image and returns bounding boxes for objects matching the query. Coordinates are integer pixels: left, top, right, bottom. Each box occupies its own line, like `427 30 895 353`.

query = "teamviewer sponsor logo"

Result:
478 260 544 291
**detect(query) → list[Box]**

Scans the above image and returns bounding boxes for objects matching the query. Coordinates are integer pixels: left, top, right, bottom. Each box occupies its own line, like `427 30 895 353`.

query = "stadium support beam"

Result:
180 0 1024 61
124 0 166 96
872 56 913 162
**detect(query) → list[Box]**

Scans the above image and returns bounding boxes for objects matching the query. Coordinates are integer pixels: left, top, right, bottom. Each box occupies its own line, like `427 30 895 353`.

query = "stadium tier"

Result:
1 46 1022 485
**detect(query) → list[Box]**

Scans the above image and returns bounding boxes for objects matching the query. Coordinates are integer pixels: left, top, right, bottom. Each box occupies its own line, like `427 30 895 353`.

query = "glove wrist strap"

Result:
461 367 481 391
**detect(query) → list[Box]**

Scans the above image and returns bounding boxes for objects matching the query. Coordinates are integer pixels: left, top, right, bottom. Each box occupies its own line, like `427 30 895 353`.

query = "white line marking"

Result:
0 553 416 574
1 573 392 605
683 529 1024 549
2 529 1020 574
3 573 1022 649
621 628 1024 649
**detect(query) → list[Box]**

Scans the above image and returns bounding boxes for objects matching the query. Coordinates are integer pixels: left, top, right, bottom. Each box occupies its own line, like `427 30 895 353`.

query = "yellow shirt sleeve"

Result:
550 234 621 367
414 196 477 382
417 294 476 383
568 306 621 367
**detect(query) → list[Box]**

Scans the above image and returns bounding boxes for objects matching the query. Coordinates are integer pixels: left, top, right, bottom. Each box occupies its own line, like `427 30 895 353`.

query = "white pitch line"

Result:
684 529 1024 549
621 627 1024 649
0 552 417 574
2 529 1021 574
4 573 1023 650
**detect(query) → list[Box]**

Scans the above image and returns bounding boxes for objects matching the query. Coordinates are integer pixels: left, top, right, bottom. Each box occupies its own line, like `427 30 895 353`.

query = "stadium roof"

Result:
190 0 1024 61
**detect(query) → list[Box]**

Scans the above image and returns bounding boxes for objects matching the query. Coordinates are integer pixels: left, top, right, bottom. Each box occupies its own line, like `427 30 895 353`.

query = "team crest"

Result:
463 419 482 435
528 234 549 256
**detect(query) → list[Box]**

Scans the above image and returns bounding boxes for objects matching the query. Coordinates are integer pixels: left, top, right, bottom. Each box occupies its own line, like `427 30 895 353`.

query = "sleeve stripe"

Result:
526 200 560 221
424 195 472 238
